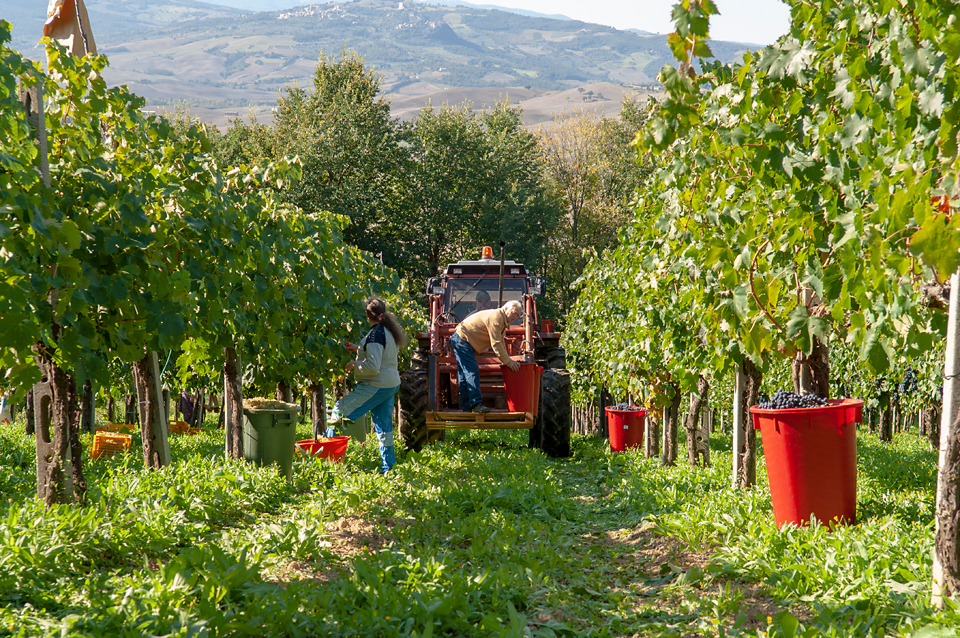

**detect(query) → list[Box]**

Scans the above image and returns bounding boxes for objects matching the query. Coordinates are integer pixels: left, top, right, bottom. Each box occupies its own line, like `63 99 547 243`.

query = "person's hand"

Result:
344 361 356 373
507 360 520 372
345 341 359 353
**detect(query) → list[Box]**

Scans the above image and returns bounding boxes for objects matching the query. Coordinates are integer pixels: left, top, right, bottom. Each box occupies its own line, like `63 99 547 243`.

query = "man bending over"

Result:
450 300 522 413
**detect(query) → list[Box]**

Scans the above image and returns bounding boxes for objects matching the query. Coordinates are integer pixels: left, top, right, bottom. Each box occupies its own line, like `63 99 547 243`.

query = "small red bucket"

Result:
296 436 349 462
605 408 646 452
751 398 862 527
500 363 543 413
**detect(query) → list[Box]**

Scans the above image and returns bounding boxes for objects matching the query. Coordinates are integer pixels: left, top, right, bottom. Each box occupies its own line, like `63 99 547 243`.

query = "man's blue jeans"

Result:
451 333 483 411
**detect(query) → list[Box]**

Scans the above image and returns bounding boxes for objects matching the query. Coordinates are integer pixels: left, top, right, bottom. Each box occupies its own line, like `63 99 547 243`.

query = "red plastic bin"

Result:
500 363 543 414
605 407 646 452
296 436 349 462
751 398 863 527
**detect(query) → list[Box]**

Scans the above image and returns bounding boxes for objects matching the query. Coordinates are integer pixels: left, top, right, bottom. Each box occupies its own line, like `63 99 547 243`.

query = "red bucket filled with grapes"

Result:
605 404 646 452
751 391 863 528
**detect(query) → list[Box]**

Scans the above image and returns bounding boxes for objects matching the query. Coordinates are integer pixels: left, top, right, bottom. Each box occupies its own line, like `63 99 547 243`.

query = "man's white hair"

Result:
503 300 522 314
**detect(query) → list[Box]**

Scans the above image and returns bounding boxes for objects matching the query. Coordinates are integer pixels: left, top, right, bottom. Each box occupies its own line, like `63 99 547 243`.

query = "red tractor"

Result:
398 246 571 458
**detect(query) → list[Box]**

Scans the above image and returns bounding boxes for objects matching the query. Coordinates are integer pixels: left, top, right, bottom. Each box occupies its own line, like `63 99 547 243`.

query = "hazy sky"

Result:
482 0 792 46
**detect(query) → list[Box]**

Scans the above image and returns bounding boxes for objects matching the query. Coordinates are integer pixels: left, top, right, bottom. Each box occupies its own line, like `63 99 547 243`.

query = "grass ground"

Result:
0 416 957 637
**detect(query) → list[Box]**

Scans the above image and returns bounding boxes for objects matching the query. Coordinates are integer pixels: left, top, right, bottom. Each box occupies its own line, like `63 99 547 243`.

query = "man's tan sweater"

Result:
454 308 512 364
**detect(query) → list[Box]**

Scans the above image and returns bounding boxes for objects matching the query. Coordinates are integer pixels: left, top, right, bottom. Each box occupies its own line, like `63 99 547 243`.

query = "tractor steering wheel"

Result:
439 311 460 325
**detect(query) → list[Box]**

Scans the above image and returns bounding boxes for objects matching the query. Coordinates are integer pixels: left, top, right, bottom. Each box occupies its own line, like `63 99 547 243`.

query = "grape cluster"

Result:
756 390 830 410
613 403 643 411
899 368 917 395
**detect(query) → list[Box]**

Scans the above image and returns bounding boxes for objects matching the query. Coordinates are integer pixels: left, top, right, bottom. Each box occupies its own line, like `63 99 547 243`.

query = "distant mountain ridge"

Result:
412 0 571 21
201 0 572 20
3 0 761 128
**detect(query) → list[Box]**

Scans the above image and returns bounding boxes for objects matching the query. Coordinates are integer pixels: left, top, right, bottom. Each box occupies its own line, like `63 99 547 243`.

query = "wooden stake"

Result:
933 270 960 606
732 365 745 488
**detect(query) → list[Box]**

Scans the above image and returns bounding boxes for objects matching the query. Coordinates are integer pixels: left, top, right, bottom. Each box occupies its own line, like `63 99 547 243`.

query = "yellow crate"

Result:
95 423 135 433
91 432 132 459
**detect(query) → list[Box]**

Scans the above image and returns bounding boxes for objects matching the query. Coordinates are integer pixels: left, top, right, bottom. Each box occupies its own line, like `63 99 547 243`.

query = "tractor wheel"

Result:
410 346 429 372
399 369 429 452
535 346 566 370
537 368 571 458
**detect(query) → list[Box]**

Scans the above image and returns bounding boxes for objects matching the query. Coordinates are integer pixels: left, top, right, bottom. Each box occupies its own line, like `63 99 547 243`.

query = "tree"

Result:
214 49 409 265
401 100 559 284
537 98 655 320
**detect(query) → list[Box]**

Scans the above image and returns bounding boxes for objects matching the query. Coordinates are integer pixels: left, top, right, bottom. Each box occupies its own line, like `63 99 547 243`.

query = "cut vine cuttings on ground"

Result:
1 415 957 637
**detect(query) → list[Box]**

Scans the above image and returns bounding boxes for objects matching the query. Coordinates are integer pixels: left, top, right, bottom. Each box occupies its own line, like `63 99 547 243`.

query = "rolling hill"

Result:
5 0 761 128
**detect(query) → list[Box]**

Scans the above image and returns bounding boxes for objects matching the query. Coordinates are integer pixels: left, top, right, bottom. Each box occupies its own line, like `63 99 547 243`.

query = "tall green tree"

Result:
537 97 655 320
215 49 408 263
401 100 559 283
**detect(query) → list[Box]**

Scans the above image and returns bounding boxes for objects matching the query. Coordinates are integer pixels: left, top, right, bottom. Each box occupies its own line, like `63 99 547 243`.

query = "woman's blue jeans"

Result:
327 383 399 473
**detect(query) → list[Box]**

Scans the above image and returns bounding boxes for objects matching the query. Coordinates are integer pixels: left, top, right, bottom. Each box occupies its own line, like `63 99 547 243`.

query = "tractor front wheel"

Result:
399 369 429 452
537 368 571 458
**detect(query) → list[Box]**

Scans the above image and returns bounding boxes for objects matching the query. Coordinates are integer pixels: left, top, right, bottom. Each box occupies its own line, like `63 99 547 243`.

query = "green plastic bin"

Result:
242 407 300 480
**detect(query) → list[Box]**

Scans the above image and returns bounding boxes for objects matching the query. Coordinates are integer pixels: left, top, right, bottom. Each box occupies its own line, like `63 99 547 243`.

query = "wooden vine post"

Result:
133 351 171 468
793 287 830 397
684 376 709 467
661 386 681 466
33 349 74 505
732 360 759 488
645 408 660 459
276 379 292 403
80 380 94 433
224 346 243 459
933 270 960 606
310 381 326 440
21 65 84 504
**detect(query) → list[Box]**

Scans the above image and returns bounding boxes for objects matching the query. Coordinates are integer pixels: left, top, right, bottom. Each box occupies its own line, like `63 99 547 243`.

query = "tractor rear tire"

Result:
410 346 429 372
399 369 429 452
535 346 566 370
538 368 571 458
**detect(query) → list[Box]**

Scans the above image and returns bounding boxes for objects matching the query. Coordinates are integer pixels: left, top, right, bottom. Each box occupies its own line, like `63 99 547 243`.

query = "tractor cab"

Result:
399 246 570 458
427 246 545 325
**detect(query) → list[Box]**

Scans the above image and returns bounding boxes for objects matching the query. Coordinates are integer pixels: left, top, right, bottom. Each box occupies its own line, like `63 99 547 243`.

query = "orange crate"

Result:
91 432 132 459
168 420 190 435
95 423 135 433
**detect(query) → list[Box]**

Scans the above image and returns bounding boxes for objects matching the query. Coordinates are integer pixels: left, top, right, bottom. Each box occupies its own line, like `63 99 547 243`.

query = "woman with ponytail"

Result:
327 297 407 473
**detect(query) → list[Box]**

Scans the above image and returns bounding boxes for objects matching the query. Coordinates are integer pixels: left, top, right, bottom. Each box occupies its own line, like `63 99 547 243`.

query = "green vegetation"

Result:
561 0 960 610
564 0 960 408
3 414 959 635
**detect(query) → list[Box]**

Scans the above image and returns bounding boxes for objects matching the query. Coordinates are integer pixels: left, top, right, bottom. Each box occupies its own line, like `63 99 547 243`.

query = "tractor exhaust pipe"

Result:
498 241 506 307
